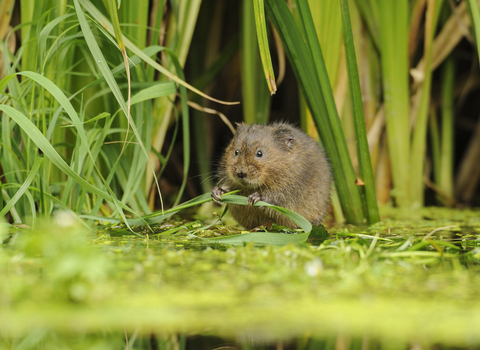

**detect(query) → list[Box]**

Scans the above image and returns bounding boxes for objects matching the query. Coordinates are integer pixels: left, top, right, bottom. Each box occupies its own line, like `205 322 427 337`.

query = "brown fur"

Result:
213 122 332 229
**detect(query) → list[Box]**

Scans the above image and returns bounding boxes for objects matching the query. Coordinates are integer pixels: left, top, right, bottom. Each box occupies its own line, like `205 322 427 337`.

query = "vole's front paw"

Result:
247 192 261 205
211 186 226 203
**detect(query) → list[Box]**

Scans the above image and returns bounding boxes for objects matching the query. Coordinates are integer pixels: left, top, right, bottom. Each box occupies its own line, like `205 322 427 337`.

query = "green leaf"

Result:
130 82 177 105
205 194 313 245
207 230 310 245
221 195 312 233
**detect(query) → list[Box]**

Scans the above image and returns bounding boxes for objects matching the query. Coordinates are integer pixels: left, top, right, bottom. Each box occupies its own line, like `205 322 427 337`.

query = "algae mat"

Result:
1 207 480 346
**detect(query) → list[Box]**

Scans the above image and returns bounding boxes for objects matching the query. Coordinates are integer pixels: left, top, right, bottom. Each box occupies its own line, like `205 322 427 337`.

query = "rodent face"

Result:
224 139 267 189
221 124 292 190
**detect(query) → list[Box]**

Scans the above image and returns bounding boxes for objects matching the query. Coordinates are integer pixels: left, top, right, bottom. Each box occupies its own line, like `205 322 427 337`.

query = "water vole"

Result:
211 122 331 229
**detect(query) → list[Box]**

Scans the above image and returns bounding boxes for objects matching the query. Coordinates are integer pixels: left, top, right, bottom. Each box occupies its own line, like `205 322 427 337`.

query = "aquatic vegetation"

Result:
2 208 480 347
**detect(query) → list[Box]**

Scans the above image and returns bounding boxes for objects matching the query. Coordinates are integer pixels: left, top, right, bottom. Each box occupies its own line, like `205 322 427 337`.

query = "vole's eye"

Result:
235 150 239 156
256 150 263 158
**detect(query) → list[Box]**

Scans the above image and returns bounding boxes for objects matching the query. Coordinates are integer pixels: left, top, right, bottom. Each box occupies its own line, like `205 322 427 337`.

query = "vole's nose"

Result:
237 171 247 179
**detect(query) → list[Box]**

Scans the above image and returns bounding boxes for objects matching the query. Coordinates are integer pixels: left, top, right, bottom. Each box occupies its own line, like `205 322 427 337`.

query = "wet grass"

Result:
2 207 480 348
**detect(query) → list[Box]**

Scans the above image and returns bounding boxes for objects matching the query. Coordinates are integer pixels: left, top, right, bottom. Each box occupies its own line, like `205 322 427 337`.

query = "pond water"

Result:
1 207 480 349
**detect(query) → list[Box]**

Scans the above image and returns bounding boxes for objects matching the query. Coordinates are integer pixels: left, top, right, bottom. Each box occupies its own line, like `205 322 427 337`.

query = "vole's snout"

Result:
237 171 247 179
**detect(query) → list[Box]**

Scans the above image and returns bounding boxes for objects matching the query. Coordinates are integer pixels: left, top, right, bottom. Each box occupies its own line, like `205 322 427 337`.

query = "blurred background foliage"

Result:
1 0 480 226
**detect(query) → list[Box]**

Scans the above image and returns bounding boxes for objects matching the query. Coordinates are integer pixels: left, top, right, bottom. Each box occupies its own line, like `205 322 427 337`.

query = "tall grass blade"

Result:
119 0 149 50
353 0 380 50
20 0 41 73
169 53 190 207
308 0 343 87
242 0 271 124
340 0 379 224
410 0 443 207
439 57 454 199
253 0 277 95
146 0 165 81
376 0 411 207
455 0 480 201
106 0 132 155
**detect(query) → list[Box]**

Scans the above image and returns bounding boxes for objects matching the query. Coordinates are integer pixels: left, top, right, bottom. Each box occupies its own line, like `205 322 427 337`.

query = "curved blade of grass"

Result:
340 0 379 224
204 195 311 245
130 82 176 105
0 156 43 218
1 186 36 225
24 188 36 225
1 189 20 223
221 194 312 233
208 230 310 245
267 0 364 224
253 0 277 94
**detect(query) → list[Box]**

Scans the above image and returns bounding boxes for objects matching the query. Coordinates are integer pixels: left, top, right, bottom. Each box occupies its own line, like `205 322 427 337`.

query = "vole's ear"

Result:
235 122 248 129
285 137 294 148
234 122 248 135
274 126 295 149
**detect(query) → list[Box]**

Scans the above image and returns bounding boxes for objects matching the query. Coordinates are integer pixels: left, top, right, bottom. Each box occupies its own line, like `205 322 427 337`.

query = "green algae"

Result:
2 207 480 347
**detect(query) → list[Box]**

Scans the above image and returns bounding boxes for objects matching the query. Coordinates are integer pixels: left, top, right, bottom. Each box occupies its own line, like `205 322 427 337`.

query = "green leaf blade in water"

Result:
207 194 313 245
